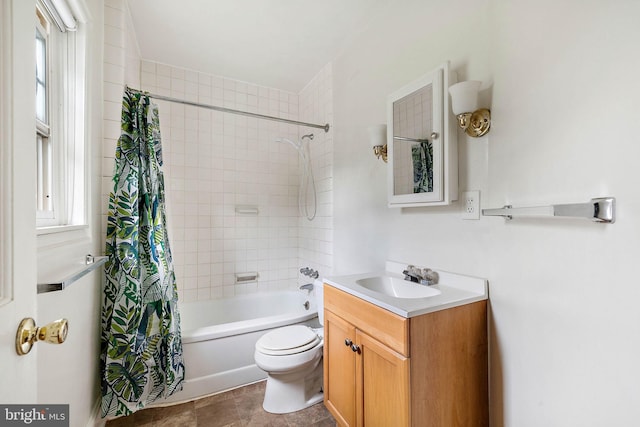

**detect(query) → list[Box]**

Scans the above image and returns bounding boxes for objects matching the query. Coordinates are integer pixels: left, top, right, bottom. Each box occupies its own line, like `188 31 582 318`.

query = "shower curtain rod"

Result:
126 86 330 133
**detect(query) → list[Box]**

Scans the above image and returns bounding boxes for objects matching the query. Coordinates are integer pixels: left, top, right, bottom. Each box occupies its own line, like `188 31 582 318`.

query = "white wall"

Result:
487 1 640 425
333 0 491 276
332 0 640 425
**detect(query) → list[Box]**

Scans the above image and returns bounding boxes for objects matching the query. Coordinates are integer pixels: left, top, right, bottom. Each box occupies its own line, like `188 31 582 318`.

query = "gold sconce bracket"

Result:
456 109 491 138
16 317 69 356
373 144 388 163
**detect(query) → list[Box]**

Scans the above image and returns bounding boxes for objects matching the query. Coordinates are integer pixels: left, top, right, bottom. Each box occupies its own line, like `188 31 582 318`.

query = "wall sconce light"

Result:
368 124 387 162
448 81 491 138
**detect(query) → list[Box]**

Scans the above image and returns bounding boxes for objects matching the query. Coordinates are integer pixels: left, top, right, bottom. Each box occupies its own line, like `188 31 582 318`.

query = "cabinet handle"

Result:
351 344 361 354
345 338 352 347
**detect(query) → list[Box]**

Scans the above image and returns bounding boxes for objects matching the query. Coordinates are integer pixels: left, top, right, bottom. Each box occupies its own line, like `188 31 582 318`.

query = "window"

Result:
35 0 86 230
36 9 52 215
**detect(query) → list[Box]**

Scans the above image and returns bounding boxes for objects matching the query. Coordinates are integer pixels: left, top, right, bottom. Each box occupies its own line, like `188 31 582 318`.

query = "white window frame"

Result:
35 0 87 233
36 9 54 220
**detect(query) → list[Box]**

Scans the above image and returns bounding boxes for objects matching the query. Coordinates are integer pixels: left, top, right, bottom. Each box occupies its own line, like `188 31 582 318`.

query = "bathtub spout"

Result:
299 283 314 292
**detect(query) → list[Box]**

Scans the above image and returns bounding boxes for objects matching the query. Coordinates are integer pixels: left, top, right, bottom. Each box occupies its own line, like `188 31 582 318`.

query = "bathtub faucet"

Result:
299 283 314 292
300 267 319 279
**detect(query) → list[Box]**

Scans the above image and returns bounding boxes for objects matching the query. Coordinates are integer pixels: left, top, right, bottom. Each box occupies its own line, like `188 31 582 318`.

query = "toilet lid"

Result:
256 325 321 356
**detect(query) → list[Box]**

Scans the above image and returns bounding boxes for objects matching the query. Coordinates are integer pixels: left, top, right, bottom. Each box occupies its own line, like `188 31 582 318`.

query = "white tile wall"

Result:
138 60 328 302
101 0 141 240
103 4 334 303
298 63 334 285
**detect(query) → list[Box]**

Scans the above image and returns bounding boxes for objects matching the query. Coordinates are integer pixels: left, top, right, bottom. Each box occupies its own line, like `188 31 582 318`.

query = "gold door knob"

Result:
15 318 69 356
37 318 68 344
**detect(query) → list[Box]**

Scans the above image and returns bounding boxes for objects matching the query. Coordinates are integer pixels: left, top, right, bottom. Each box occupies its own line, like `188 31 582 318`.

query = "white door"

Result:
0 0 39 403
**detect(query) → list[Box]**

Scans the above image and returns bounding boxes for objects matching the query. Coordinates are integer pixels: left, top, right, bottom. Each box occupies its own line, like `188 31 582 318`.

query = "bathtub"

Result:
159 290 319 405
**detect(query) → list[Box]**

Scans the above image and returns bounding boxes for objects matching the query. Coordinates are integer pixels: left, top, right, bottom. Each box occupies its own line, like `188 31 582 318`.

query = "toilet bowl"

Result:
254 279 325 414
254 324 324 413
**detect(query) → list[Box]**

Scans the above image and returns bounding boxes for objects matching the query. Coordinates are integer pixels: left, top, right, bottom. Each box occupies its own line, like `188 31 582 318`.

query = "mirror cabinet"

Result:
387 62 458 207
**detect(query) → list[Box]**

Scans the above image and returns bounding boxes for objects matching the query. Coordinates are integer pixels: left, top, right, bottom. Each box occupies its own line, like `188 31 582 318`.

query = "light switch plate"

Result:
461 190 480 220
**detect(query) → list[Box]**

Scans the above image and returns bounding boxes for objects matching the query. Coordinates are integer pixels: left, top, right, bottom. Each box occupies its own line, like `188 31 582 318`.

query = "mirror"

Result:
387 62 458 207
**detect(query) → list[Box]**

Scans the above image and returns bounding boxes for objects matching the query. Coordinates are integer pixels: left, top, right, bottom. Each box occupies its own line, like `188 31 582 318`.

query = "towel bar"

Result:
37 254 108 294
482 197 615 224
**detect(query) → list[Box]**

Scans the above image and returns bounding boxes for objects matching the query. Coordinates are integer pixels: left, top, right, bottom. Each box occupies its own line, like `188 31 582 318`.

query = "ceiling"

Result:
127 0 386 93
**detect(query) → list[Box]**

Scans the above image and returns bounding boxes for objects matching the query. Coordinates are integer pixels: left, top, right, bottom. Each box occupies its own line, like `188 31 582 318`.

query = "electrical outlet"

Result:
461 190 480 220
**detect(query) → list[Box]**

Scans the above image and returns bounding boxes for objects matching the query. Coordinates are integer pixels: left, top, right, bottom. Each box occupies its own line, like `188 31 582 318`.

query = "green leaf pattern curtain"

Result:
412 141 434 193
101 88 185 417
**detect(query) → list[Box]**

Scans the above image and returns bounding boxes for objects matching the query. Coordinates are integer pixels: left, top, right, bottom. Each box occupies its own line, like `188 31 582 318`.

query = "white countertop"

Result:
324 261 488 318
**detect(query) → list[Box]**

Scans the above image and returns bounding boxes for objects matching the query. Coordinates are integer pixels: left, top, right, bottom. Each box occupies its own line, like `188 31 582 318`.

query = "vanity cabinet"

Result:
325 310 410 427
323 284 488 427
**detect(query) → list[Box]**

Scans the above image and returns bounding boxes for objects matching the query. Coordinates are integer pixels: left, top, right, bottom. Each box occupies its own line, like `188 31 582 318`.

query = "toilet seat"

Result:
256 325 321 356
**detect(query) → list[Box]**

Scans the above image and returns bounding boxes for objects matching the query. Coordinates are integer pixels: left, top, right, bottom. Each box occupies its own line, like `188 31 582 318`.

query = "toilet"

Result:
254 279 325 414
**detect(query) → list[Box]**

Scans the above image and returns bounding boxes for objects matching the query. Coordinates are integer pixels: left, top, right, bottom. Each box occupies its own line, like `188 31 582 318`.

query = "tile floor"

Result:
105 381 336 427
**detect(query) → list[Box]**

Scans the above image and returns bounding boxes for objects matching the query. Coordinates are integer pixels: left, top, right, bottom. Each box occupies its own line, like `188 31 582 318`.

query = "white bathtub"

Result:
158 290 319 405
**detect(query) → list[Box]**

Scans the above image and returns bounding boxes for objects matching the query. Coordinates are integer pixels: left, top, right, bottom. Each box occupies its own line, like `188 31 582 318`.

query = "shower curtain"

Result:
412 141 433 193
100 88 185 417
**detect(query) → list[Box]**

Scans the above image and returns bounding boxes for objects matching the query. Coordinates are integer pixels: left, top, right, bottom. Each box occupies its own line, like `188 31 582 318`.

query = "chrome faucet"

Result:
402 265 439 286
300 267 319 279
299 283 314 292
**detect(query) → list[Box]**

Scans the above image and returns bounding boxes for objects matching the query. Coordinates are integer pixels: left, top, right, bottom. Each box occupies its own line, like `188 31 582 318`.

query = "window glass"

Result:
35 29 47 124
35 9 52 217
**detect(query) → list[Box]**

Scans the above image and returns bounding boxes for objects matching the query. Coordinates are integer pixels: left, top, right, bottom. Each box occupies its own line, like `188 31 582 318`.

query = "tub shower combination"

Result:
160 290 320 405
112 88 331 409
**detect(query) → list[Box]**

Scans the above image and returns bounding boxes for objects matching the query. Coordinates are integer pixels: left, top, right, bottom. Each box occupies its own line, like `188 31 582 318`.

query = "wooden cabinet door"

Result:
324 310 357 427
356 330 410 427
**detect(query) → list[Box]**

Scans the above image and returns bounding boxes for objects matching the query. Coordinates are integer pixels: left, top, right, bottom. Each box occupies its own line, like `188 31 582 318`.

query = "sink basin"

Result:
355 276 442 299
325 261 488 318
